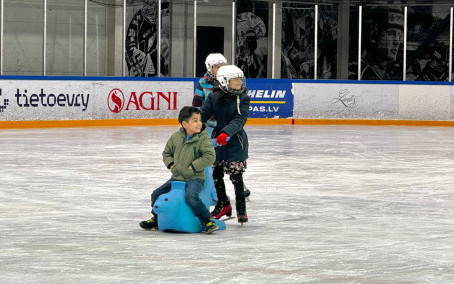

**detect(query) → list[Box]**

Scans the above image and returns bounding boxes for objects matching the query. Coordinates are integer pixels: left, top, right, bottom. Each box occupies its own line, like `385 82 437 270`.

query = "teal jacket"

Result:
162 127 215 181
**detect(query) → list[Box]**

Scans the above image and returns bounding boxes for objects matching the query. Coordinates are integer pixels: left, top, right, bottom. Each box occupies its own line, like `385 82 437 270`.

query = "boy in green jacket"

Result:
140 106 218 233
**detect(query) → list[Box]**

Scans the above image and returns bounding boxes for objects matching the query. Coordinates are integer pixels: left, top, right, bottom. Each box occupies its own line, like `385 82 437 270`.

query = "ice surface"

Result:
0 125 453 283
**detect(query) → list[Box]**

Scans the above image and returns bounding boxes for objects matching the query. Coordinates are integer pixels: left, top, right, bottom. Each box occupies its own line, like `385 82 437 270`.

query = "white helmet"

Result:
216 65 246 94
205 53 227 75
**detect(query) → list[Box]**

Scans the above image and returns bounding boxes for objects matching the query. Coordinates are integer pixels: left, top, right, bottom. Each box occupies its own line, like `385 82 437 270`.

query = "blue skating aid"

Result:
154 180 226 233
206 126 219 205
205 166 218 206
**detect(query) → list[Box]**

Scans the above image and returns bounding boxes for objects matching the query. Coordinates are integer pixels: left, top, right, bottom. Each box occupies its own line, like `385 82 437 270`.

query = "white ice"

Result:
0 125 453 283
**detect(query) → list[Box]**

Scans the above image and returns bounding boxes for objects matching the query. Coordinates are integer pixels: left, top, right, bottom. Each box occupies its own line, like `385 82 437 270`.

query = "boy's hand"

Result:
170 164 174 169
216 133 229 146
188 165 192 170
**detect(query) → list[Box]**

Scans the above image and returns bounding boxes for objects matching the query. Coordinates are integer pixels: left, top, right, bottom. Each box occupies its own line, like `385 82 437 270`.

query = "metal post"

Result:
43 0 47 75
95 14 99 75
69 16 72 73
449 7 453 82
272 2 276 79
83 0 87 76
358 5 362 80
314 4 318 79
122 0 126 76
232 1 236 64
403 6 407 81
157 0 161 77
0 0 4 75
193 0 197 77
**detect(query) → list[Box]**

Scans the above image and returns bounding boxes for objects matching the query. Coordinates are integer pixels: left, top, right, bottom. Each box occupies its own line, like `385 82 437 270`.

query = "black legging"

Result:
213 164 245 202
213 164 228 202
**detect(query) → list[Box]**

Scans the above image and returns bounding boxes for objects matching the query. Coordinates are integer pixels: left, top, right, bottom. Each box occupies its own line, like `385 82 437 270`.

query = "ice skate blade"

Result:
211 212 232 220
221 216 235 221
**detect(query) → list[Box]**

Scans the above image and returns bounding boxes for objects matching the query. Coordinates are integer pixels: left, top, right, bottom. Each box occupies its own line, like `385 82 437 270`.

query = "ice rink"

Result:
1 124 453 283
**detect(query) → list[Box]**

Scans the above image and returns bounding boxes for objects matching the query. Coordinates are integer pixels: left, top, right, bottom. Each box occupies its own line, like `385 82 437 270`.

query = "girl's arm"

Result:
222 94 250 136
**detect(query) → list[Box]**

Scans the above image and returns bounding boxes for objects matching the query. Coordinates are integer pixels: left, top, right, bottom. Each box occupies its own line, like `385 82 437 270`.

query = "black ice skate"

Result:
236 198 248 224
210 199 232 219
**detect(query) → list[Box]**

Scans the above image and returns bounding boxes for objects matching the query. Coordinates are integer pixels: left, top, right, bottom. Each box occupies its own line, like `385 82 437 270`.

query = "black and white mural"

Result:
281 2 338 79
405 5 451 81
236 0 269 78
125 0 170 77
281 3 315 79
349 4 405 80
348 1 451 82
317 5 338 79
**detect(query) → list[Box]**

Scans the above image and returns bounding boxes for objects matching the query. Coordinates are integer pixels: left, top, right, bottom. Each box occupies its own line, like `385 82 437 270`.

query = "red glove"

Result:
216 133 229 146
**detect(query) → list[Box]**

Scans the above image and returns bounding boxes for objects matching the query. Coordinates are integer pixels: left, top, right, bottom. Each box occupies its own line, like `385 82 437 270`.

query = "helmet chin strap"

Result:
229 85 246 95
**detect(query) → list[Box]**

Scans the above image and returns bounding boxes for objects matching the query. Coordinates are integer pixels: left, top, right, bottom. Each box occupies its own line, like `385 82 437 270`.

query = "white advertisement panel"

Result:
293 83 399 119
451 86 454 120
399 85 450 120
0 80 194 121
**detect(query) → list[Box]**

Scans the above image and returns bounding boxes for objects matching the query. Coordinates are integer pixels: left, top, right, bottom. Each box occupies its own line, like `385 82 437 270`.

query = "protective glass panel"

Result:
281 3 315 79
195 0 232 78
317 4 338 79
236 0 269 78
86 0 118 76
46 0 84 76
125 0 171 77
3 0 44 75
406 5 451 81
347 5 359 80
360 4 404 80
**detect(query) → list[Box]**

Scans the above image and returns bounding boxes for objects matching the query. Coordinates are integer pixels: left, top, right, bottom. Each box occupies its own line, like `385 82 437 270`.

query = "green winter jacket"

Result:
162 127 215 181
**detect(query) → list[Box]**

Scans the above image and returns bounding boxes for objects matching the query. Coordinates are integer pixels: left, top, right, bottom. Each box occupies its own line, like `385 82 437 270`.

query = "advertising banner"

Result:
246 79 294 118
451 86 454 119
399 85 450 120
293 82 399 119
0 79 193 121
1 78 453 123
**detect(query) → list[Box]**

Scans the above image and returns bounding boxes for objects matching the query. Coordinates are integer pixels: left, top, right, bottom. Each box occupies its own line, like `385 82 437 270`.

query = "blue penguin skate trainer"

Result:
153 180 226 233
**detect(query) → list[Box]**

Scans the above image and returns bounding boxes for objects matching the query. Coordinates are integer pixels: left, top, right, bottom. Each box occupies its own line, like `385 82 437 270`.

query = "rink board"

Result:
1 76 454 127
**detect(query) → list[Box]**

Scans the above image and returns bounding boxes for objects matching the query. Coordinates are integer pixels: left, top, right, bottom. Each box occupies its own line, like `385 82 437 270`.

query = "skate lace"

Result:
213 200 228 213
214 202 223 211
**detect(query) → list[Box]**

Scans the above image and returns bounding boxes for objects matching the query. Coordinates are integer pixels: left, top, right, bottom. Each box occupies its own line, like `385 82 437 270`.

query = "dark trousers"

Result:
150 178 210 224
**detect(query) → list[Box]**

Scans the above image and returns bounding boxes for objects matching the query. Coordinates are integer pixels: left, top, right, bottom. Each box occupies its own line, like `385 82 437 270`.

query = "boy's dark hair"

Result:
178 106 201 124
